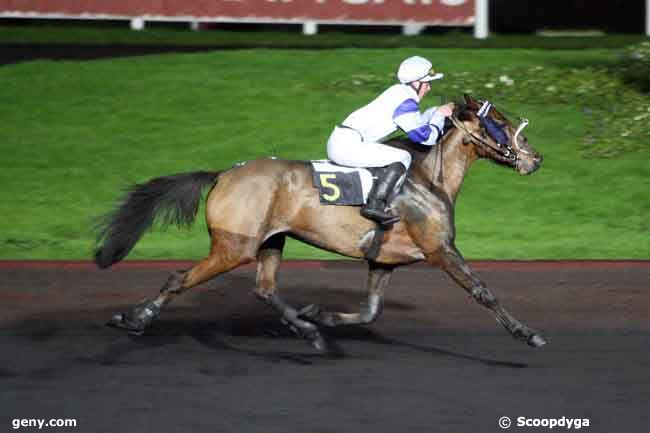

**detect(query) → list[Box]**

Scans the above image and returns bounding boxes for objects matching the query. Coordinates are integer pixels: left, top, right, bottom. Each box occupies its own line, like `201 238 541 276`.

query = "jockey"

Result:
327 55 454 226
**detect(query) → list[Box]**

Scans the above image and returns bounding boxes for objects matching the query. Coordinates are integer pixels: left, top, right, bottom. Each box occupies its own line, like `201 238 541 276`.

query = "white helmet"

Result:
397 56 444 84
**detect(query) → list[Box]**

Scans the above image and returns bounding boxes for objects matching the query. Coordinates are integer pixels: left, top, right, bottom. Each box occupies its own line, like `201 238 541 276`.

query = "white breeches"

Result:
326 126 412 170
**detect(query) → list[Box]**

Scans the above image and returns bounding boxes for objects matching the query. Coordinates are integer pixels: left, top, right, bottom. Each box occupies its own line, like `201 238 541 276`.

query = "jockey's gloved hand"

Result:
478 101 509 146
429 111 446 129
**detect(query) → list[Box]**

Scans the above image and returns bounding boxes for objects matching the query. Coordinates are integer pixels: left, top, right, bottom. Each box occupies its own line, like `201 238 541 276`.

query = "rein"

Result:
432 130 444 188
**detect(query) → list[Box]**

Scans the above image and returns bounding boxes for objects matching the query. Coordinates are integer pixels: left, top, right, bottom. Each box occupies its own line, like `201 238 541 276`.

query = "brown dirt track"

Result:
1 260 649 433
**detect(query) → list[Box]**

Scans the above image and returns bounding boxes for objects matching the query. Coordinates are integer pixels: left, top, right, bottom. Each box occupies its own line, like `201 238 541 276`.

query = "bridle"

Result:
449 112 532 162
430 103 531 188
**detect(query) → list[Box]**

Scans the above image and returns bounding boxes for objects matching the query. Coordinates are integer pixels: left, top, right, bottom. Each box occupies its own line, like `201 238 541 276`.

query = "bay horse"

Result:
95 94 546 351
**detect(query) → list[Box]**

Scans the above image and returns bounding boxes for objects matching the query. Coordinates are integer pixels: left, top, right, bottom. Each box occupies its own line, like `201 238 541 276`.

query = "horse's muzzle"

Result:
517 154 543 175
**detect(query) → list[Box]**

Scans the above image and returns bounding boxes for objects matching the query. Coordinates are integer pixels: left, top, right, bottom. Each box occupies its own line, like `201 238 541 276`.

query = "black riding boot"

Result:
361 162 406 226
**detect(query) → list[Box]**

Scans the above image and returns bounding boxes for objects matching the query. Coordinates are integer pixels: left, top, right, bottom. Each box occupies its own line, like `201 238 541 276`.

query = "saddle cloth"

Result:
311 160 375 205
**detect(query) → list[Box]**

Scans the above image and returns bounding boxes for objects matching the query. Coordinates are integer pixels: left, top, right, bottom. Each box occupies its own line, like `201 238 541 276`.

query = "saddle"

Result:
311 160 380 205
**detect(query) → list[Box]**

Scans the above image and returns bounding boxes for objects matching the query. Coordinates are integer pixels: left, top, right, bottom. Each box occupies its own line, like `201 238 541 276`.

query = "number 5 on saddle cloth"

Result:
311 160 396 260
311 160 378 206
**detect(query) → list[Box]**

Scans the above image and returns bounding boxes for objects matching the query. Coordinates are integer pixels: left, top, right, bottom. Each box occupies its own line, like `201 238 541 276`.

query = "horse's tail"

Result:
94 171 221 269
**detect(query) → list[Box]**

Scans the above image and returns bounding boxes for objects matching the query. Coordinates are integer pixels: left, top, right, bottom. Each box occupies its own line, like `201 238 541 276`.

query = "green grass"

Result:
1 47 649 260
1 24 647 49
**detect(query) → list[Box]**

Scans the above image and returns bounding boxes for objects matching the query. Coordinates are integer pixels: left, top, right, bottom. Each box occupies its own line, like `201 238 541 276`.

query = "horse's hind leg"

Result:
108 231 258 335
252 235 328 352
300 262 393 327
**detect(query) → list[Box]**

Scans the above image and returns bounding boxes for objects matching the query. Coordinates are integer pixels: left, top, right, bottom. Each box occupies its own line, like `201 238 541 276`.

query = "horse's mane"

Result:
453 98 474 121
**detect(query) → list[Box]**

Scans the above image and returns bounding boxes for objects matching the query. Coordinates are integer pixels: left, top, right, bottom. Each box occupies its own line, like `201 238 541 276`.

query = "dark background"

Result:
491 0 646 33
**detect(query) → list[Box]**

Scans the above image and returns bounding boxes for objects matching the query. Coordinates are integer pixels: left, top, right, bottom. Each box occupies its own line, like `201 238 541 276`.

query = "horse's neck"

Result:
422 128 476 204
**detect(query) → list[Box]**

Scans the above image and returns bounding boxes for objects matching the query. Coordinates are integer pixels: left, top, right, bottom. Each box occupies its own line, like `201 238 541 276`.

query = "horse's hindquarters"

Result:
204 159 292 239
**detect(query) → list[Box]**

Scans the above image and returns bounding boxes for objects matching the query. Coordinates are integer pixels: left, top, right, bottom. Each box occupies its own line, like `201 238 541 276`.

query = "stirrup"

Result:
361 207 400 227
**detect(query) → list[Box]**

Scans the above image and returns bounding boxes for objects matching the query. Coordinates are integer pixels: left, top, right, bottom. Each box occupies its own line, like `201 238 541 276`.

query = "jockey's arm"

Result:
393 99 446 147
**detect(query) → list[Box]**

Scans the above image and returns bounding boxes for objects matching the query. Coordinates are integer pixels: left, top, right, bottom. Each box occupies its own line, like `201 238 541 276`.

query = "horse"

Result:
95 94 546 352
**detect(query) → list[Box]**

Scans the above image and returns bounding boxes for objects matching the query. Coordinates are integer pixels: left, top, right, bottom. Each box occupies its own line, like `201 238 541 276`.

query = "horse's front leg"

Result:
300 262 393 327
434 242 546 347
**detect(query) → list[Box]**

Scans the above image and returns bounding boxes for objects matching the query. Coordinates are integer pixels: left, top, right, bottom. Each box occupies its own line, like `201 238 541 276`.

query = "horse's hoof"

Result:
298 304 320 320
106 313 126 328
308 332 329 353
528 333 547 348
298 304 337 327
106 313 145 336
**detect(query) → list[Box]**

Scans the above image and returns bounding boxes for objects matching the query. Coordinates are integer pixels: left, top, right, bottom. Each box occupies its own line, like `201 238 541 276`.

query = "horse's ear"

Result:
463 94 479 110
